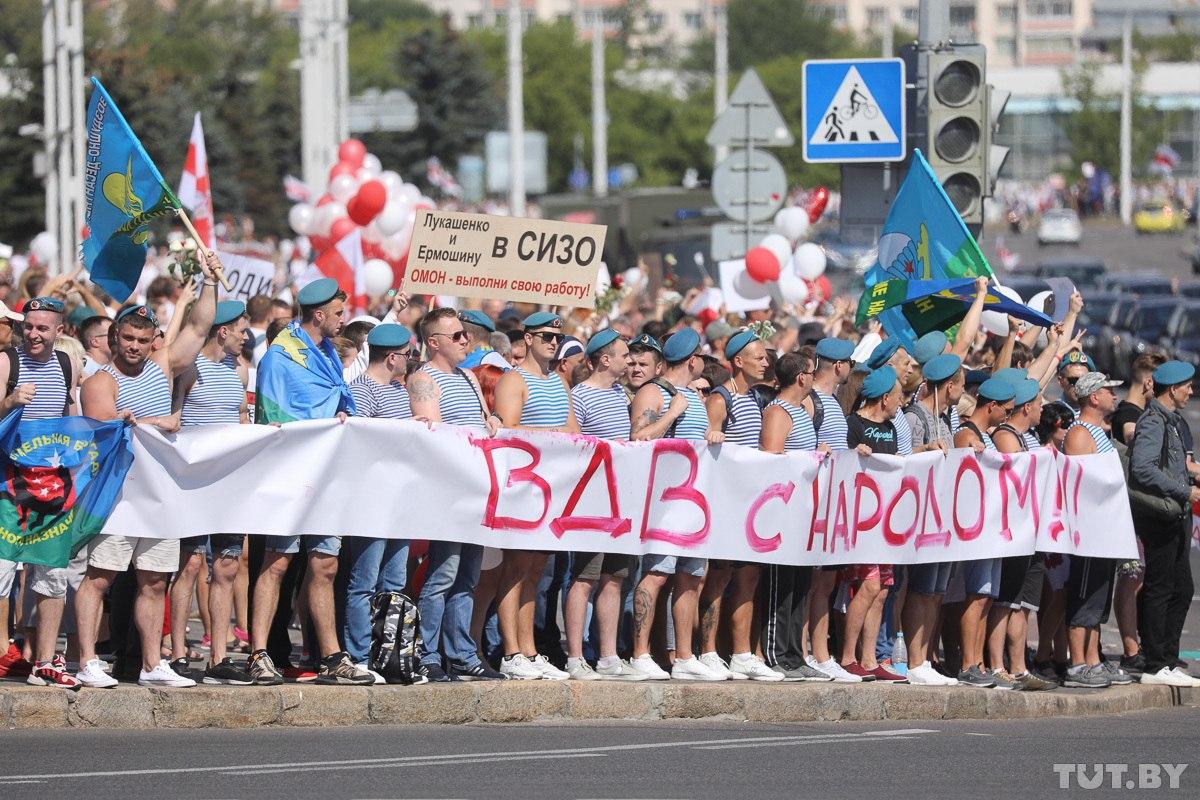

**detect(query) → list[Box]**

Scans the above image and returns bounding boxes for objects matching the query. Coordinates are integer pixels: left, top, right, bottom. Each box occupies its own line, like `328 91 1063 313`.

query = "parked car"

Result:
1037 209 1082 246
1110 297 1181 380
1096 272 1175 296
1161 300 1200 388
1133 201 1186 234
1180 281 1200 298
1032 257 1106 290
1190 240 1200 274
1079 291 1119 364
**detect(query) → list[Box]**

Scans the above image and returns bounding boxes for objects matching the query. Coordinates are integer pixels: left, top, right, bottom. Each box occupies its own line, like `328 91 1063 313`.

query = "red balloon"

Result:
328 162 356 183
329 216 356 243
338 139 367 169
390 252 408 287
805 187 830 223
805 275 833 302
697 307 719 327
745 247 781 283
349 180 387 225
346 196 364 225
315 193 334 207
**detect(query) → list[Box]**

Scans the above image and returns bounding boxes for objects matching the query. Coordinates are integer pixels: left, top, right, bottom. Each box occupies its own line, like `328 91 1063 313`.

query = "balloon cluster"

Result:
286 138 436 295
743 187 832 305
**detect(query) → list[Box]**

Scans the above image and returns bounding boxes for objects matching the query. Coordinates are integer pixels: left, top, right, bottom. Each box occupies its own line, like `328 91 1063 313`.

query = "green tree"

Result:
0 0 52 245
1060 61 1163 179
725 0 860 70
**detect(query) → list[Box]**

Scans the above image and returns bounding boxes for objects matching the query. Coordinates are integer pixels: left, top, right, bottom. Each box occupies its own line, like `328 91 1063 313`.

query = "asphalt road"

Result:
2 708 1197 799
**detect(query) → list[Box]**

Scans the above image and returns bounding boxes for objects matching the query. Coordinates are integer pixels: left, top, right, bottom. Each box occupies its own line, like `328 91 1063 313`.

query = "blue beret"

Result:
725 330 757 360
68 306 96 329
662 328 701 363
912 331 948 365
459 309 495 333
815 337 854 361
965 368 990 387
26 296 65 314
367 323 412 349
1012 378 1041 406
1058 351 1095 373
523 311 564 330
213 300 246 327
1153 360 1195 387
992 367 1027 383
861 365 897 399
978 377 1017 403
866 337 902 370
923 353 962 383
585 328 622 356
297 277 340 307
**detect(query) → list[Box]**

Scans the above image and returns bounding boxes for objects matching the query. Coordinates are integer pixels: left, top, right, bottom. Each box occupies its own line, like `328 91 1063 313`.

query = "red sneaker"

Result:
0 641 32 678
27 660 82 690
870 664 908 683
283 664 318 683
840 661 877 681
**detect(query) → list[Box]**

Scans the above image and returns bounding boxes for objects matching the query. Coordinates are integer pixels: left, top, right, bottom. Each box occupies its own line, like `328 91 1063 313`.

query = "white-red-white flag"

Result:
315 229 365 313
177 113 215 248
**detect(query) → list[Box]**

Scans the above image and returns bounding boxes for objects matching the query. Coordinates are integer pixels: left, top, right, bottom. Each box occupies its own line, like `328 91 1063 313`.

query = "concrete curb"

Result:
1 681 1197 729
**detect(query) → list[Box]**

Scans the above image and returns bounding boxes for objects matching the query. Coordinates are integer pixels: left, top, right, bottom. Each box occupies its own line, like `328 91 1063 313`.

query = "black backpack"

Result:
710 384 776 432
368 591 425 685
807 390 825 436
648 378 682 438
4 347 74 416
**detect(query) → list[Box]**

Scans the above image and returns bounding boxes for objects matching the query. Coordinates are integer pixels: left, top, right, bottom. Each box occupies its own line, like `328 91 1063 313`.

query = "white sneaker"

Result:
499 653 544 680
530 653 569 681
815 657 863 683
76 658 118 688
354 662 386 685
698 652 741 680
594 658 649 682
565 658 600 680
1170 667 1200 688
908 661 950 686
138 659 197 688
1140 666 1191 687
729 653 784 681
671 656 726 681
627 654 670 680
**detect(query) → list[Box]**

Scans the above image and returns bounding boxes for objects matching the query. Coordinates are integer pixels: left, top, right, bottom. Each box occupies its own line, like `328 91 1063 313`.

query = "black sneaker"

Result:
169 657 201 682
1119 652 1146 677
450 660 508 681
424 663 457 683
316 652 374 685
1100 659 1135 685
247 650 284 686
957 665 996 688
1031 659 1059 683
203 657 254 685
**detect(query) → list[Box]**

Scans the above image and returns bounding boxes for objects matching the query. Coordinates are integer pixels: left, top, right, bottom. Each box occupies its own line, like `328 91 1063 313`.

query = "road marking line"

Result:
695 735 917 750
223 752 605 776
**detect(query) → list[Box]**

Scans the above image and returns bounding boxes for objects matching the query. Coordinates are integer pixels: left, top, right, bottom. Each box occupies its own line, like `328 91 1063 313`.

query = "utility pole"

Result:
591 16 608 198
507 0 526 216
41 0 84 274
300 0 349 190
1119 13 1133 225
713 2 729 164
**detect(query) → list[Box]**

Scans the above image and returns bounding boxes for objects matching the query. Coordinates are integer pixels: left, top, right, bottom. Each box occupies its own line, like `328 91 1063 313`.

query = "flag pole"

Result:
175 207 232 291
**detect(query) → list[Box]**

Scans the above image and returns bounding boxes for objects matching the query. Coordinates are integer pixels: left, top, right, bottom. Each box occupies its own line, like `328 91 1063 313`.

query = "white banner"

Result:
216 250 275 303
103 420 1138 564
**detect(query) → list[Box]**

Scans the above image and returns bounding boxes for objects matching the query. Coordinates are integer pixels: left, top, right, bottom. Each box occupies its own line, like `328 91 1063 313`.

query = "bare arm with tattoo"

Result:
406 370 443 423
630 383 688 441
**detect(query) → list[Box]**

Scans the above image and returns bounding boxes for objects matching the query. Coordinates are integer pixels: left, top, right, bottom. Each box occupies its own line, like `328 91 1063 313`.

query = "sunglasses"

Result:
431 330 469 343
531 331 565 345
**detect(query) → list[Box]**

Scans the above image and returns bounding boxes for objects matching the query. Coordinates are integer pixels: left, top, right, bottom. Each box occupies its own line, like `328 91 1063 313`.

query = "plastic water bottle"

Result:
892 632 908 676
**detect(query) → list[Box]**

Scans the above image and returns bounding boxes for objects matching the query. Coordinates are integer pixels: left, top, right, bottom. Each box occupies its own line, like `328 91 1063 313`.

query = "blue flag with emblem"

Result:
82 77 182 304
856 150 994 350
255 322 356 424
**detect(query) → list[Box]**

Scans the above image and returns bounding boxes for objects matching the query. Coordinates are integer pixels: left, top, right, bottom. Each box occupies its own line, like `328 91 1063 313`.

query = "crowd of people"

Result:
0 246 1197 696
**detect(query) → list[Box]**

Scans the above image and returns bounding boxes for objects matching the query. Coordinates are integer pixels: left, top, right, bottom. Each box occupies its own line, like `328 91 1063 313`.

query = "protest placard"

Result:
402 210 607 307
215 250 275 303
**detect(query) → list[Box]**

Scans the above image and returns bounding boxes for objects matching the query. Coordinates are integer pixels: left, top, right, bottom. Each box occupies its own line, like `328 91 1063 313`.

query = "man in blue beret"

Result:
1128 361 1200 687
168 298 253 686
628 327 724 681
626 333 663 393
459 309 510 370
866 338 917 456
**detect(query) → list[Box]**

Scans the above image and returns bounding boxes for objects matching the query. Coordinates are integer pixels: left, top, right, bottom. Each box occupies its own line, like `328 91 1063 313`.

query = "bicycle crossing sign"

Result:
802 58 905 163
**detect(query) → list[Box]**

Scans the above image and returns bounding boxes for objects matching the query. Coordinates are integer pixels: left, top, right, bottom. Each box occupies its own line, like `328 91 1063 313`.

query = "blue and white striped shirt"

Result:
15 347 67 420
767 398 817 452
893 408 913 456
349 374 412 420
1024 430 1041 450
950 406 961 433
1070 420 1114 454
102 360 171 418
571 383 630 440
814 390 849 451
516 367 570 428
421 364 483 428
655 384 708 441
182 354 242 426
721 390 763 447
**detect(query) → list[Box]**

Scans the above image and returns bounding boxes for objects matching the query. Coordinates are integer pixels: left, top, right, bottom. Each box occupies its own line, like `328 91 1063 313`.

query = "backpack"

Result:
710 384 776 432
4 347 74 416
368 591 424 685
807 390 825 436
648 377 682 438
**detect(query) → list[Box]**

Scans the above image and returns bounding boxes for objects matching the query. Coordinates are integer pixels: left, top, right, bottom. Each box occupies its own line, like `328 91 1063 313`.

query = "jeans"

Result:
1137 522 1194 673
535 554 570 657
343 537 410 664
417 541 483 669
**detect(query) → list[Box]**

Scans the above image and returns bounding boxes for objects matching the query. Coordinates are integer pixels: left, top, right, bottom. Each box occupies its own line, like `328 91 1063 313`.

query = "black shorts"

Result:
1065 556 1115 628
1019 553 1045 611
570 552 637 581
995 554 1032 609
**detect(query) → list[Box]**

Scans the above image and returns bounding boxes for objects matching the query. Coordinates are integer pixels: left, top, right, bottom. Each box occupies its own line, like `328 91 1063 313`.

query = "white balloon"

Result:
1027 290 1053 315
381 227 413 261
361 221 384 244
980 284 1023 337
792 242 827 280
288 203 315 235
328 174 359 203
362 258 394 296
362 153 382 176
375 200 410 236
777 270 810 305
295 237 312 259
379 170 403 196
398 183 422 205
759 234 793 273
773 207 810 242
312 202 347 237
30 231 57 266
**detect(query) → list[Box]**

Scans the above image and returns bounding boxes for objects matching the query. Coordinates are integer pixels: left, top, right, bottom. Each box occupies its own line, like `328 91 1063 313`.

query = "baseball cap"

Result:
1073 371 1122 398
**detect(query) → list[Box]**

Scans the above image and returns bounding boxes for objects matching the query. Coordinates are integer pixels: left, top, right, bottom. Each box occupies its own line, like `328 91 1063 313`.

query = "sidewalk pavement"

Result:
2 681 1196 729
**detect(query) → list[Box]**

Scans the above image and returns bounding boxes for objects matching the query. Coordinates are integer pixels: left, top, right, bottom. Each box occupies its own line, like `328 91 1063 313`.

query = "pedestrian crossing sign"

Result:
802 58 906 163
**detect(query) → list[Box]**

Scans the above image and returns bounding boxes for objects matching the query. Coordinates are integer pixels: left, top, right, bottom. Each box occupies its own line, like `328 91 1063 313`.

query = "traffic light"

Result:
923 44 1007 235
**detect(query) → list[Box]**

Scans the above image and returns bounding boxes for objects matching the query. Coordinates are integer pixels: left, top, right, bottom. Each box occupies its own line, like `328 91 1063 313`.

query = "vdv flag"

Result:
859 276 1052 338
856 150 994 349
0 409 134 568
255 322 356 424
82 77 182 303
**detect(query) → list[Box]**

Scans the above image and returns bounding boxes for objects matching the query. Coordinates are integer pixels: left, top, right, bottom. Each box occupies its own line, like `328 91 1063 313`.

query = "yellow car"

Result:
1133 202 1186 234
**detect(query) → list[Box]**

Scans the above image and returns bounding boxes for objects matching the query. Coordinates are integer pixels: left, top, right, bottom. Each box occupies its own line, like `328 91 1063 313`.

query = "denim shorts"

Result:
210 534 245 559
962 557 1002 598
181 535 209 554
643 553 706 577
908 561 952 596
265 534 342 556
